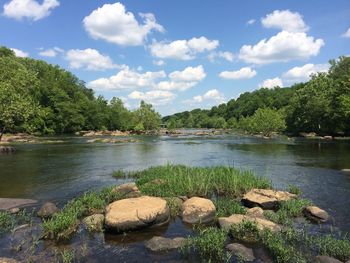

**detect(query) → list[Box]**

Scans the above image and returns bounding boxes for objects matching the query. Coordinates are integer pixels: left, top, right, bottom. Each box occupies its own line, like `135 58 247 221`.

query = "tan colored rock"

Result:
304 206 329 223
242 189 296 209
226 243 255 261
145 236 186 252
0 198 37 210
83 214 104 231
218 214 281 232
113 182 141 197
181 197 216 224
0 258 18 263
246 207 265 218
315 255 342 263
105 196 170 231
37 202 59 218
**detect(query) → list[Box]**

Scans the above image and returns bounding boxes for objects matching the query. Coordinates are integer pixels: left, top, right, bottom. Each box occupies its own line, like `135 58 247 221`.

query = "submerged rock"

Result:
0 146 16 153
83 214 104 231
105 196 170 231
37 202 59 218
181 197 216 224
145 236 186 252
304 206 329 223
315 255 343 263
226 243 255 261
218 214 281 232
242 189 296 210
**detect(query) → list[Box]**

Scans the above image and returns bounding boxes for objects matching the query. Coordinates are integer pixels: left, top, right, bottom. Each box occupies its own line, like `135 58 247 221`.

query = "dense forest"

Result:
163 56 350 136
0 46 161 140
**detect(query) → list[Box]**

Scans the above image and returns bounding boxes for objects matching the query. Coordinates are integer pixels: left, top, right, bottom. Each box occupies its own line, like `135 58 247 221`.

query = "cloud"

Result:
128 90 176 105
184 89 225 105
88 67 166 90
38 47 63 57
282 63 329 83
10 48 29 57
219 67 256 80
3 0 59 21
342 27 350 38
247 19 256 25
65 48 119 71
261 10 309 33
149 36 219 60
156 65 206 91
259 77 283 89
83 2 164 46
208 51 234 62
239 31 324 64
153 60 165 66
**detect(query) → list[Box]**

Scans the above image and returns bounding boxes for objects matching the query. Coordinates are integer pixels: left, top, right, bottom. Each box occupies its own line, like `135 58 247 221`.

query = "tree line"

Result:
163 56 350 136
0 47 161 140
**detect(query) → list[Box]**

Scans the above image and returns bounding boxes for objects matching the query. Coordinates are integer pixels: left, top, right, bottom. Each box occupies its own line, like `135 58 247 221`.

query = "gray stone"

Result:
0 198 37 210
37 202 59 218
83 214 104 231
304 206 329 223
226 243 255 261
0 146 16 153
145 236 186 252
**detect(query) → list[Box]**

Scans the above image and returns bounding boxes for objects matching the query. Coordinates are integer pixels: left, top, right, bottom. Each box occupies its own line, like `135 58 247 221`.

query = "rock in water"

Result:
105 196 170 231
181 197 216 224
242 189 296 209
145 236 186 252
226 243 255 261
83 214 104 231
37 202 59 218
113 182 141 198
0 146 16 154
304 206 329 223
315 255 343 263
0 198 37 210
0 258 19 263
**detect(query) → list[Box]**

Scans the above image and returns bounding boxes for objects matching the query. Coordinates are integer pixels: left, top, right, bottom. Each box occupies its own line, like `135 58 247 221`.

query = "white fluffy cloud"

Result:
128 90 176 105
184 89 225 105
83 2 164 46
259 77 283 89
261 10 309 33
342 27 350 38
88 67 166 90
219 67 256 80
10 48 28 57
3 0 59 21
282 63 329 83
247 19 256 25
38 47 63 57
65 49 119 71
149 37 219 60
153 60 165 66
239 31 324 64
208 51 234 62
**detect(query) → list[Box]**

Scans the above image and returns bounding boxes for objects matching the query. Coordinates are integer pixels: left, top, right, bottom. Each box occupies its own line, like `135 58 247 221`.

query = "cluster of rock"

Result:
0 146 16 154
87 138 138 144
0 133 36 144
77 130 130 137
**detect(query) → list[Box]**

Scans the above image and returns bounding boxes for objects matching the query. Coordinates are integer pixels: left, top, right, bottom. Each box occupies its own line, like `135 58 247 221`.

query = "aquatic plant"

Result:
0 209 33 235
311 234 350 262
287 184 302 196
214 198 247 217
230 220 260 243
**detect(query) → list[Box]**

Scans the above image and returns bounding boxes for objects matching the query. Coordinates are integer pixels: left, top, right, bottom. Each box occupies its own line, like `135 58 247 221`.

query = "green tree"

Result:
133 101 161 131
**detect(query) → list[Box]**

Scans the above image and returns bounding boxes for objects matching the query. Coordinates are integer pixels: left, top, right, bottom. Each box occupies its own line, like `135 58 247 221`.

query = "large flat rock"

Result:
0 198 38 210
242 189 296 209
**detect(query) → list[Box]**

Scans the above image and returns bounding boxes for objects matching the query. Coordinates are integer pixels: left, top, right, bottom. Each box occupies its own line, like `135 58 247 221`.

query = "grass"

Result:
230 220 260 243
182 227 230 262
43 186 123 240
264 198 312 225
164 197 183 217
311 234 350 262
214 198 247 217
60 249 75 263
0 209 33 235
287 184 302 196
113 164 271 198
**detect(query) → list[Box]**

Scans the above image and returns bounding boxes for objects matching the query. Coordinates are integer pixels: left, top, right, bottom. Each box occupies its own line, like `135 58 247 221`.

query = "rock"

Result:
0 146 16 153
315 255 343 263
0 198 37 210
246 207 265 218
304 206 329 223
9 207 20 214
83 214 104 231
218 214 281 232
226 243 255 261
0 258 19 263
181 197 216 224
37 202 59 218
105 196 170 231
242 189 296 210
323 136 333 140
113 182 141 197
341 169 350 173
145 236 186 252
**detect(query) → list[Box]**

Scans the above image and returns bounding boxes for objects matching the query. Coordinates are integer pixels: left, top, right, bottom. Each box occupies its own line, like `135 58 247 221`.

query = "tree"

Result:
133 101 161 131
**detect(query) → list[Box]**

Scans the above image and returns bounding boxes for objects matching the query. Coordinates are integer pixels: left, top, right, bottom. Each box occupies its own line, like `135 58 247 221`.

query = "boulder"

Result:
242 189 296 210
113 182 141 198
304 206 329 223
181 197 216 224
145 236 186 252
37 202 59 218
105 196 170 231
218 214 281 232
246 207 265 218
226 243 255 261
83 214 104 231
0 198 37 210
0 258 18 263
315 255 343 263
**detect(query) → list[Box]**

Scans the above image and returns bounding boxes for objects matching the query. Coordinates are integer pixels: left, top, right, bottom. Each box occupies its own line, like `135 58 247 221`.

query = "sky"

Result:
0 0 349 116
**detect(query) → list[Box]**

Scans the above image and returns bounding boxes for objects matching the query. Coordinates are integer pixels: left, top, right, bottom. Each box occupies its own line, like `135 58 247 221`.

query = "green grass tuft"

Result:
311 234 350 262
0 209 33 235
214 198 247 217
230 220 260 243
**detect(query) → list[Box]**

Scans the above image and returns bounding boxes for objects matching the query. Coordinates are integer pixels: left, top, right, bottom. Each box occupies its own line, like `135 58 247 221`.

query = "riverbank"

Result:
1 165 349 263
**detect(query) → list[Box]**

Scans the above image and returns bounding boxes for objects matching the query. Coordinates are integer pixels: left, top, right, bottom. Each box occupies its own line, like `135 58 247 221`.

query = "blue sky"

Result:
1 0 349 116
